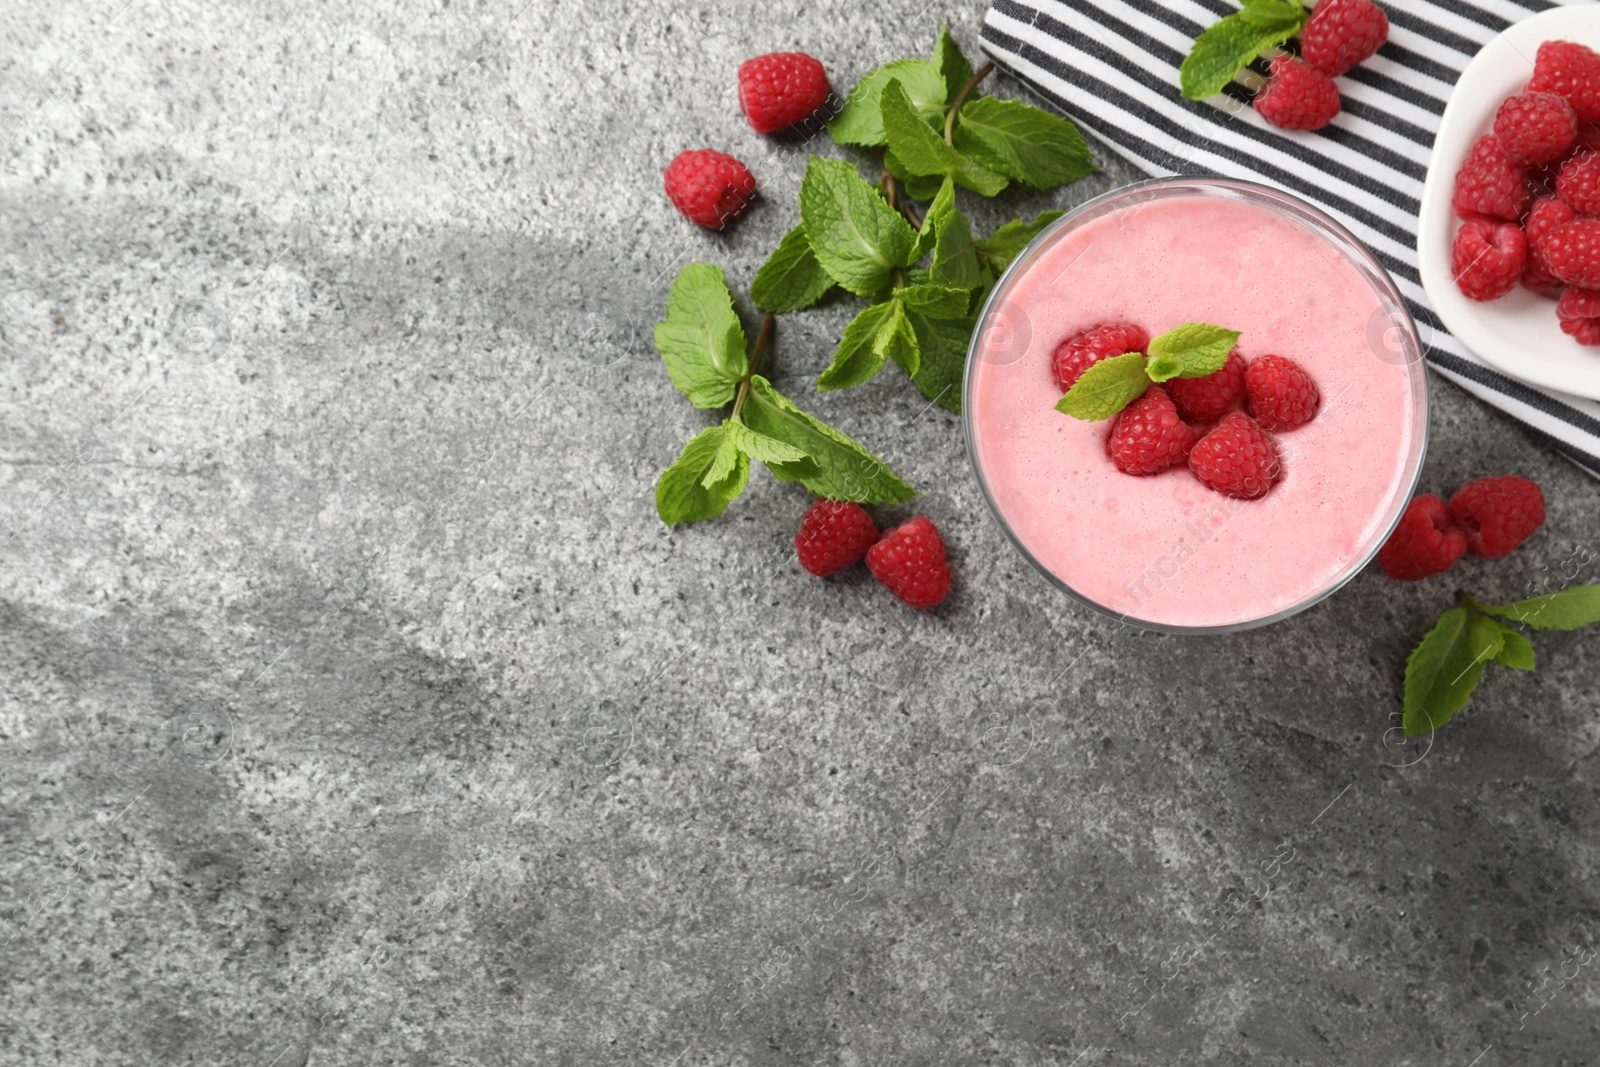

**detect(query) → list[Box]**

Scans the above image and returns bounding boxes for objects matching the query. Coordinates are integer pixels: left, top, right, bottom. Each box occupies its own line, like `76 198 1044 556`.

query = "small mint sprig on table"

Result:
1054 323 1240 420
1180 0 1308 100
1402 585 1600 736
749 27 1089 416
654 263 915 525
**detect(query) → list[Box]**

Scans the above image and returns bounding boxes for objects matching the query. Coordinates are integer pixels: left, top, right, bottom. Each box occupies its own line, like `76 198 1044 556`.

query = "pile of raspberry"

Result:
1253 0 1388 132
1051 323 1321 500
1450 39 1600 344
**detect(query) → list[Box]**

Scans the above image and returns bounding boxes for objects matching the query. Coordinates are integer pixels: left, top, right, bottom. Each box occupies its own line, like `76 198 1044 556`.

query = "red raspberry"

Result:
737 52 834 136
1301 0 1389 77
1448 476 1545 558
1050 323 1150 393
1166 349 1247 422
1522 195 1576 291
866 516 951 609
1542 218 1600 287
1451 135 1528 221
1527 40 1600 122
1555 149 1600 214
1187 413 1281 500
1557 285 1600 344
1377 494 1467 580
1576 121 1600 152
1106 386 1197 475
795 499 879 576
1253 54 1341 131
1451 218 1526 301
663 149 757 229
1493 91 1577 166
1243 354 1320 432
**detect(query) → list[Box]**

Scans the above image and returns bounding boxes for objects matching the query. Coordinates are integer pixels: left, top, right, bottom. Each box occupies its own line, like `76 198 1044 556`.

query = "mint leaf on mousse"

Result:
1054 352 1152 421
1145 322 1241 383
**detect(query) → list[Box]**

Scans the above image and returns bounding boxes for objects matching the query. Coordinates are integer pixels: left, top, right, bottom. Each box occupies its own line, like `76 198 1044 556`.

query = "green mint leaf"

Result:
726 417 811 465
1240 0 1304 31
819 301 898 391
882 78 968 179
742 376 917 503
932 23 973 103
656 424 749 526
951 97 1095 190
877 298 920 378
829 59 947 147
701 427 742 487
800 156 917 297
974 211 1065 275
1053 351 1151 420
1145 323 1240 382
951 155 1010 197
752 225 834 314
1402 606 1501 736
1481 585 1600 630
895 283 970 319
1492 623 1537 671
1180 12 1303 101
908 177 956 262
653 263 747 408
906 307 973 414
931 206 982 290
884 151 947 201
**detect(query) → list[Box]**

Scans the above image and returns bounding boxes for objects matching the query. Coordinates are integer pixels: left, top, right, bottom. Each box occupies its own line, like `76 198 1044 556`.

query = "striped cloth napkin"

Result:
980 0 1600 478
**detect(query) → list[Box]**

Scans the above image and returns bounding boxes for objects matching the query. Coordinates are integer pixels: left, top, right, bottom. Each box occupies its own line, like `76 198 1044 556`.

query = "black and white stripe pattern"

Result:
981 0 1600 478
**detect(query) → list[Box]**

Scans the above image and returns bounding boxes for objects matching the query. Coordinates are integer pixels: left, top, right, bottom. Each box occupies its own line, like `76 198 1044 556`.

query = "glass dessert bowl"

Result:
963 177 1429 634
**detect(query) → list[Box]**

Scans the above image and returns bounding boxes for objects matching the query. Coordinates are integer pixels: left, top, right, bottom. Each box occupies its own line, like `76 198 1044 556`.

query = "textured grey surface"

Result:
2 1 1599 1064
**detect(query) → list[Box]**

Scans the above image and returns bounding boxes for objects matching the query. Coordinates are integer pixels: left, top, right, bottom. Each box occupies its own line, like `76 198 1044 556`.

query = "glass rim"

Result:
960 175 1431 636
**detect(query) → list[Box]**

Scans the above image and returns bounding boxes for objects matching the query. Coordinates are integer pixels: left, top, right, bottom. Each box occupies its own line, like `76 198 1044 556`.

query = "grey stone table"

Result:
2 1 1597 1064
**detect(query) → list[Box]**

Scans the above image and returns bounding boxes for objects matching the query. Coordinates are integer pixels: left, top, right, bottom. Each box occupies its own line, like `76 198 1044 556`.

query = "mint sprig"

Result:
654 265 914 525
1180 0 1307 101
1401 585 1600 736
1053 322 1240 421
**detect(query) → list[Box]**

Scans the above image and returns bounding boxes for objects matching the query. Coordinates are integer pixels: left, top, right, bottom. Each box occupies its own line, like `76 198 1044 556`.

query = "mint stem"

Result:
731 312 775 421
944 60 994 145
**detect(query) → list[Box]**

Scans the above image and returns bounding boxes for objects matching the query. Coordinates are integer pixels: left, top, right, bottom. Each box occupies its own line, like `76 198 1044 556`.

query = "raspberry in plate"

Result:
1451 134 1528 221
1493 91 1576 165
1522 195 1575 292
1543 218 1600 287
1557 285 1600 344
1527 39 1600 122
1451 218 1526 301
1555 149 1600 214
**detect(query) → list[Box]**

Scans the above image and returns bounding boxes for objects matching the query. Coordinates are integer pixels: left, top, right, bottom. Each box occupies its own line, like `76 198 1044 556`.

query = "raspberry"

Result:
866 515 951 609
1577 121 1600 152
1377 494 1467 580
1050 323 1150 393
1106 386 1197 475
1555 149 1600 214
1451 135 1528 221
1542 218 1600 287
663 149 757 229
1451 218 1527 301
1527 40 1600 122
795 499 879 576
737 52 834 136
1448 476 1546 558
1166 349 1247 422
1493 91 1577 165
1522 195 1575 291
1253 54 1341 131
1557 285 1600 344
1187 413 1281 500
1243 354 1320 432
1301 0 1389 77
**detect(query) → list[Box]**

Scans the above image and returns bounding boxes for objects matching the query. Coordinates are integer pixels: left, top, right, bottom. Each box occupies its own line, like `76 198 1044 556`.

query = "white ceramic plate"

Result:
1417 3 1600 400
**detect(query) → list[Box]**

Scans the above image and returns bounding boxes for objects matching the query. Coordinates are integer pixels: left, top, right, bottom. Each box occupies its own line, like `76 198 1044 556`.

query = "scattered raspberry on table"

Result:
663 149 757 229
1106 386 1196 476
1050 323 1150 393
1254 55 1341 131
1300 0 1390 78
1378 494 1467 580
738 52 834 135
795 499 879 577
1448 476 1546 558
1187 412 1282 500
867 516 951 609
